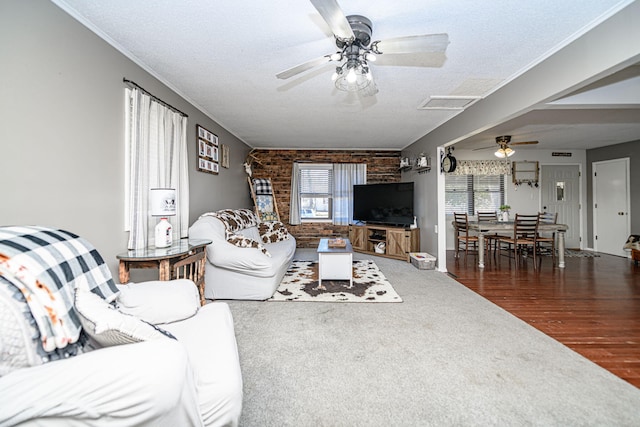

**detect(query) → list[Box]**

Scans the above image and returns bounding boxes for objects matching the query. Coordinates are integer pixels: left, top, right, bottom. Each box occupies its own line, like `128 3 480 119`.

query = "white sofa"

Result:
189 209 296 300
0 226 243 426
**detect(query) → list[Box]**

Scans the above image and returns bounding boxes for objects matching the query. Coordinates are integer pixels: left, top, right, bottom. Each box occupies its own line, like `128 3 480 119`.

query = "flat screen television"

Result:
352 182 414 226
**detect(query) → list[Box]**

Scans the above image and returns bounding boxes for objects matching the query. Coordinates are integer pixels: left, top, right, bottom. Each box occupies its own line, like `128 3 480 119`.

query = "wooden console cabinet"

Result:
349 224 420 262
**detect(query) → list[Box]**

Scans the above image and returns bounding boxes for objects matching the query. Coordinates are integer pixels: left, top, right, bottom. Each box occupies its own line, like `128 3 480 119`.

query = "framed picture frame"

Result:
221 144 230 168
198 157 219 174
196 124 219 175
197 124 218 146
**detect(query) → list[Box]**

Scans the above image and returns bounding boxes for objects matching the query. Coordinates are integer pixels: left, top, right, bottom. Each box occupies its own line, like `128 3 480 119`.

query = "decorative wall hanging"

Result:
221 144 230 168
197 124 219 175
512 161 539 187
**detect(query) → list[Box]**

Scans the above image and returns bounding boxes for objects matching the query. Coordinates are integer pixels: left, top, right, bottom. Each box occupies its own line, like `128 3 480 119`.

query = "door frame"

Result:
592 157 631 257
539 162 584 250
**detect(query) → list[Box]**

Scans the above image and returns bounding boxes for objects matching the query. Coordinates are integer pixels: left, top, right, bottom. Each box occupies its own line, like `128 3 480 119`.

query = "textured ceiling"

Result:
52 0 639 150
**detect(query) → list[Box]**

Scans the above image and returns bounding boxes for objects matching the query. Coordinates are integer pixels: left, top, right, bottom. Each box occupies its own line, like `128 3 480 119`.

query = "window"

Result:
445 175 505 215
290 162 366 225
299 164 333 220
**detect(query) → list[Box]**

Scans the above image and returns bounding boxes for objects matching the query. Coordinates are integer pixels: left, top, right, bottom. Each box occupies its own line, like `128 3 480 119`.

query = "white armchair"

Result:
0 226 242 426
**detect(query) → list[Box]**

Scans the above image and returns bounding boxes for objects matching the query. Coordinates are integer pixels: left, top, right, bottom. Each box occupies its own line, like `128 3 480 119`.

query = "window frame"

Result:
298 163 333 222
445 174 506 216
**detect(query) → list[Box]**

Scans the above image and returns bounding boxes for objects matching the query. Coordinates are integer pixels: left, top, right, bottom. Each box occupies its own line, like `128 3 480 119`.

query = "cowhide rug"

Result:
269 259 402 303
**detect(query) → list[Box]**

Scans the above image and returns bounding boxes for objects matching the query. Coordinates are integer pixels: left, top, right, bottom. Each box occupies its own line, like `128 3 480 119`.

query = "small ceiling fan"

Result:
276 0 450 95
473 135 539 158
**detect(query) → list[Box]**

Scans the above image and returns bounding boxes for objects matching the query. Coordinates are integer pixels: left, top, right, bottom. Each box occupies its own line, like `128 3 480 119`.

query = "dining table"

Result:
456 220 569 269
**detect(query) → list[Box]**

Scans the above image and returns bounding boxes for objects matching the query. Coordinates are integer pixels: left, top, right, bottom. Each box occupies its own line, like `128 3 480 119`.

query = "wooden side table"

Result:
116 239 211 305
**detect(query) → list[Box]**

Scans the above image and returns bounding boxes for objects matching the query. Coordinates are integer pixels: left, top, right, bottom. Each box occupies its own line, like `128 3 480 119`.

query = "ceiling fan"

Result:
473 135 539 158
276 0 450 95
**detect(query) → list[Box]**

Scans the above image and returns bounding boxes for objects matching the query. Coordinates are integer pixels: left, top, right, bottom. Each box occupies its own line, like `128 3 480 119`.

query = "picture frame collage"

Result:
197 124 219 174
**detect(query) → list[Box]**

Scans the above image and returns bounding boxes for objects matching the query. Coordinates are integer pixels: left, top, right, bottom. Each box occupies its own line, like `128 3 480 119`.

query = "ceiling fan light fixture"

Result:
494 146 514 158
334 61 371 92
277 4 450 95
346 67 357 83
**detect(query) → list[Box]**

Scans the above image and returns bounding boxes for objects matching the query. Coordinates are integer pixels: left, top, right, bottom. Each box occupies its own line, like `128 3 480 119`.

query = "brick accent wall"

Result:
250 150 401 248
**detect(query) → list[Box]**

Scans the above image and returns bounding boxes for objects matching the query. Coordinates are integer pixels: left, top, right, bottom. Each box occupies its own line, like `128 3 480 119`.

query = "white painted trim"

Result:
436 146 448 272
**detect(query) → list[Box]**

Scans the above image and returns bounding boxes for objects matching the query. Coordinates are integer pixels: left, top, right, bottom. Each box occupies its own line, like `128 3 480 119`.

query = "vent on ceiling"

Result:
418 96 481 110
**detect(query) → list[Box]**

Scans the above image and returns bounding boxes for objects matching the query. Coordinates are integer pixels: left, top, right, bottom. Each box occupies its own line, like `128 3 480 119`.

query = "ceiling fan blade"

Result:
310 0 355 41
472 145 496 151
510 141 539 146
276 55 332 80
374 33 449 54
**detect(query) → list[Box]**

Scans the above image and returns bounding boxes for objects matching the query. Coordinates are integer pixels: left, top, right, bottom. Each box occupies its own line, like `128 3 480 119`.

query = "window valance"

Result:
451 160 511 176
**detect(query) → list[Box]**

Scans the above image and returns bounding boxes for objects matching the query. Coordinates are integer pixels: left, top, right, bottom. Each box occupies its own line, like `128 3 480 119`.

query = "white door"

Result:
593 158 630 257
541 165 581 248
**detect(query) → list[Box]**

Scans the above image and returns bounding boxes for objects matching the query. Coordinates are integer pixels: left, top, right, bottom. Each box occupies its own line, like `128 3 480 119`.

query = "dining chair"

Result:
497 213 540 268
453 212 479 259
477 211 498 221
537 212 558 265
477 211 500 255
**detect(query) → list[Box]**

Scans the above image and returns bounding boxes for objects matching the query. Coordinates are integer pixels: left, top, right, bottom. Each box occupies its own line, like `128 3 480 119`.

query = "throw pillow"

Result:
227 233 271 257
259 221 290 244
116 279 199 324
75 286 175 347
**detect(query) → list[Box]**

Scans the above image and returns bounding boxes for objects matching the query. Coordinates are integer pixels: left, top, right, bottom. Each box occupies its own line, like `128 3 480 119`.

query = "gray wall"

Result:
0 0 252 280
586 140 640 247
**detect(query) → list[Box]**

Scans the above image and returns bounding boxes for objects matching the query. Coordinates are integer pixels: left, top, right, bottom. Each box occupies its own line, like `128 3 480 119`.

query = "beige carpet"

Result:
228 249 640 426
268 259 402 302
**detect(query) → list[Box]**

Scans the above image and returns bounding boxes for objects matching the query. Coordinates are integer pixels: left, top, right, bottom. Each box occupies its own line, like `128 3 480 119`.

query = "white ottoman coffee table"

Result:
317 238 353 289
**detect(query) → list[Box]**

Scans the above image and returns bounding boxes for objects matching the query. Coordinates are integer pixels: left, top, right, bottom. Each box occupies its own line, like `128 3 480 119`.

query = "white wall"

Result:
0 0 252 280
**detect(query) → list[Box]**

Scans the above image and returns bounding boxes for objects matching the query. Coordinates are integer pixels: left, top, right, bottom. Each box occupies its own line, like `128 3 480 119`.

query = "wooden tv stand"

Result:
349 224 420 262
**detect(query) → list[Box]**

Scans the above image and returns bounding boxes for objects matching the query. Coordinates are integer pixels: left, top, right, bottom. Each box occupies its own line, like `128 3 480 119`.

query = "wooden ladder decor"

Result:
248 177 280 222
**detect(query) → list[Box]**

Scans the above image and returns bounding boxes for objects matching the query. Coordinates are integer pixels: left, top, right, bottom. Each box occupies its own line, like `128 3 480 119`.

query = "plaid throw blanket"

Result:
252 178 273 195
0 226 119 353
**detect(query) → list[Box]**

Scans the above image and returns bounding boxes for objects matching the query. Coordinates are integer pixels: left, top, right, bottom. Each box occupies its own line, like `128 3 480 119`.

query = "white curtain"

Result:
332 163 367 225
124 88 189 250
289 162 301 225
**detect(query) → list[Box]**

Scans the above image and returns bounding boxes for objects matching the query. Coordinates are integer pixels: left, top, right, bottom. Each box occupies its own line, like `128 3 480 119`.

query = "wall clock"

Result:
441 150 457 173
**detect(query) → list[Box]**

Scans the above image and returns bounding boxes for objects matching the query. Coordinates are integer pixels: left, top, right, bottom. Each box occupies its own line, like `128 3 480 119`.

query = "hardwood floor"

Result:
446 249 640 388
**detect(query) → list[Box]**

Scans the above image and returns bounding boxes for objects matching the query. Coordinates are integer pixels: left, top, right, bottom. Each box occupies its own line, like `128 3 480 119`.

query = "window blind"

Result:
445 175 504 215
299 167 332 195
